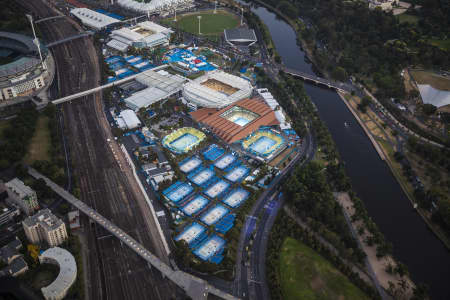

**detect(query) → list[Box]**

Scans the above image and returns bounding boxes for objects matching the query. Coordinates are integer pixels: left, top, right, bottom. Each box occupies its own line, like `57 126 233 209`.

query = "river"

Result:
239 1 450 299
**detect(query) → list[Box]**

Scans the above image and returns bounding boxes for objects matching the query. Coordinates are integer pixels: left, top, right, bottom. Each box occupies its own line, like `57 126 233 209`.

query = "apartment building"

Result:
23 209 68 247
3 178 39 215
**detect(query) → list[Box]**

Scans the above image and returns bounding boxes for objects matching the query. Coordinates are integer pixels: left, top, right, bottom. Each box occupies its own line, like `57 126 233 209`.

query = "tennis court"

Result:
204 179 230 199
182 195 209 216
200 204 229 226
193 235 226 261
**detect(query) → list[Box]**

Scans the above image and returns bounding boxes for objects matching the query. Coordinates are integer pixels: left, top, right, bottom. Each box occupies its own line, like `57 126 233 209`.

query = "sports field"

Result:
279 237 370 300
165 10 239 36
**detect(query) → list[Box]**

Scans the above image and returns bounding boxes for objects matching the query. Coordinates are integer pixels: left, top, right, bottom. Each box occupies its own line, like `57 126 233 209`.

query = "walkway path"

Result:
28 167 239 300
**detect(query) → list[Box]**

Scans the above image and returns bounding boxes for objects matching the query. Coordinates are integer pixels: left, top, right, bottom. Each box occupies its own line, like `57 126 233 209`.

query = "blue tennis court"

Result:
249 136 277 154
170 133 199 152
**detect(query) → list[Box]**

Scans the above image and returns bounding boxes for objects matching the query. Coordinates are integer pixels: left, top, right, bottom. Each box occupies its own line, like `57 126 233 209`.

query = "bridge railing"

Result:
27 167 238 300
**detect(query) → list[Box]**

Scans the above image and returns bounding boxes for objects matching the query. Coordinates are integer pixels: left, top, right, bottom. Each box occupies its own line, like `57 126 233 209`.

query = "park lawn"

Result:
397 13 419 25
279 237 370 300
24 115 51 164
410 70 450 91
165 10 239 36
427 39 450 51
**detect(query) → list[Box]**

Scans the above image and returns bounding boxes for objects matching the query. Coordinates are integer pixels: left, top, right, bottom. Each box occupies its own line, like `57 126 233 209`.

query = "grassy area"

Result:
24 115 51 164
279 237 370 300
163 10 239 36
397 13 419 25
410 70 450 91
427 39 450 51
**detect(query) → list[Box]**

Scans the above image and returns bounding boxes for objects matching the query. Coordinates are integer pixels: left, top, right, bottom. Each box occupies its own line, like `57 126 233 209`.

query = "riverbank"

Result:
342 93 450 250
242 1 450 298
335 192 415 299
337 92 386 161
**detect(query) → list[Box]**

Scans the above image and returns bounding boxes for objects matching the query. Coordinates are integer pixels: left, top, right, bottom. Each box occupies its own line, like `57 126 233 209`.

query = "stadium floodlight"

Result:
197 15 202 35
26 14 47 71
241 7 244 26
174 6 177 22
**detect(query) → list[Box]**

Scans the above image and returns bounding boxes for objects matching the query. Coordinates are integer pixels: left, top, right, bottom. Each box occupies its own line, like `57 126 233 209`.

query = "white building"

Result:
123 70 186 111
368 0 397 10
4 178 39 215
107 21 173 52
182 70 253 108
23 209 68 247
256 88 292 130
71 8 120 30
118 109 142 129
39 247 77 300
117 0 194 14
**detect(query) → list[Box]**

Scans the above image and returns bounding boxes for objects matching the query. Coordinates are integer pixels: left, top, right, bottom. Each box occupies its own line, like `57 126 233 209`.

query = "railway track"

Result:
18 1 180 299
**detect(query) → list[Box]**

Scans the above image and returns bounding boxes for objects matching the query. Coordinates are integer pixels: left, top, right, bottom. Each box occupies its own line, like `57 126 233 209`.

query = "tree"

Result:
358 96 372 113
422 103 437 115
332 66 347 81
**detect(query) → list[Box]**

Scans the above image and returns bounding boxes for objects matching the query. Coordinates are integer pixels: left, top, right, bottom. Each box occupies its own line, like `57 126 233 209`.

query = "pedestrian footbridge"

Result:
46 32 94 48
28 167 238 300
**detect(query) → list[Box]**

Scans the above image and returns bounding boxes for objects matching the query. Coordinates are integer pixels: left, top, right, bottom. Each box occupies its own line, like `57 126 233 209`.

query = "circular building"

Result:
162 127 206 153
0 31 51 102
38 247 77 300
182 70 253 109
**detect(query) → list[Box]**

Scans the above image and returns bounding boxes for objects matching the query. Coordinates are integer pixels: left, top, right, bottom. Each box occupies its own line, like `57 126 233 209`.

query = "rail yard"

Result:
18 1 180 299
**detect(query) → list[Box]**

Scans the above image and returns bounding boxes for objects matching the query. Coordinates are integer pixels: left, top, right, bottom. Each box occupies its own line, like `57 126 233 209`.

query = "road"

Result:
20 1 181 299
233 126 315 299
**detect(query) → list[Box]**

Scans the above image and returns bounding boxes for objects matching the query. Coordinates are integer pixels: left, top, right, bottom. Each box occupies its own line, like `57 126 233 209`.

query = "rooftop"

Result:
5 178 35 199
183 70 253 108
39 247 77 300
124 70 186 110
71 8 119 29
23 209 64 231
224 28 257 42
190 98 279 144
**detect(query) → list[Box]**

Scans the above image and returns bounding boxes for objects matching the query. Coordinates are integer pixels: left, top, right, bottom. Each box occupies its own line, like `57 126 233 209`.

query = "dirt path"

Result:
335 192 415 299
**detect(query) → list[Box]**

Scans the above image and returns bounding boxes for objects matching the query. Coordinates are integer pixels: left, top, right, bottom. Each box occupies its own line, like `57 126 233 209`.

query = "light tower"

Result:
240 7 244 26
214 1 217 14
26 14 46 71
197 15 202 35
174 6 177 22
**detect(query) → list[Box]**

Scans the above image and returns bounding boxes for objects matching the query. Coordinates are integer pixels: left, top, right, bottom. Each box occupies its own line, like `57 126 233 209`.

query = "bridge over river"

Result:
28 167 238 300
281 67 354 93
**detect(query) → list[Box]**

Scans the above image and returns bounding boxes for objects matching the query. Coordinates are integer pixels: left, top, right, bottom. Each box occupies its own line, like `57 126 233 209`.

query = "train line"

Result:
18 1 180 299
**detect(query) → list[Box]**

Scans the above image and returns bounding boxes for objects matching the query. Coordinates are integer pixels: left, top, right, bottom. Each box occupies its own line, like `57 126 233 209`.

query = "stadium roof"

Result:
190 98 279 144
0 32 44 78
71 8 120 30
117 0 194 13
183 70 253 108
39 247 77 300
224 28 257 43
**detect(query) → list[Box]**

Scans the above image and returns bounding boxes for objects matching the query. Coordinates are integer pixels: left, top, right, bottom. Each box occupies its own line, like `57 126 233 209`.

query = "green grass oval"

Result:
169 10 239 36
279 237 371 300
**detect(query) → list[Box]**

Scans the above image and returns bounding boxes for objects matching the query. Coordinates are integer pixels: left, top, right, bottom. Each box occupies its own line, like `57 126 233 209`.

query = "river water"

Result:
240 2 450 299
